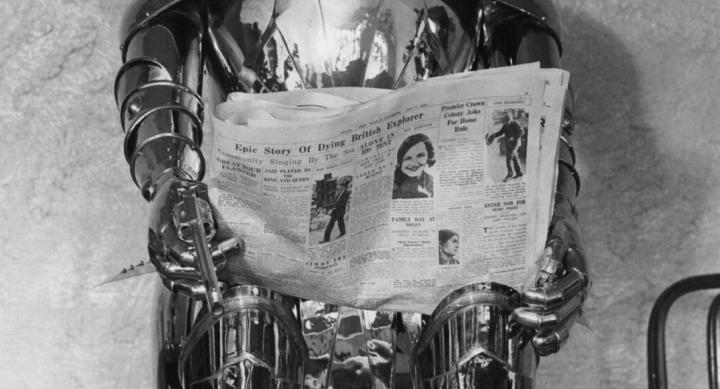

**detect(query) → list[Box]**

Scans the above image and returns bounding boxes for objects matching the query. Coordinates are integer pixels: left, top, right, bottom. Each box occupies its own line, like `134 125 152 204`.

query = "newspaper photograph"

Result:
206 66 569 313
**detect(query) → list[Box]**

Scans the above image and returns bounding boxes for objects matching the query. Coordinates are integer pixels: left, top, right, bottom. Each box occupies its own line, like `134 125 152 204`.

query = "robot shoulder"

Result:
119 0 196 52
495 0 562 51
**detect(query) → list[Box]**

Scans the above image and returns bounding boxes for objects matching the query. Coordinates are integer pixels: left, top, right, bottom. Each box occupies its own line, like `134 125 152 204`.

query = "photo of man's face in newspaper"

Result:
310 173 352 245
392 133 436 199
485 108 529 183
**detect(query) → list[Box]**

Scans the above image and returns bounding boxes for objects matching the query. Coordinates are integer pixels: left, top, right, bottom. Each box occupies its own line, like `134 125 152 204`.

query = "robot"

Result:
113 0 589 387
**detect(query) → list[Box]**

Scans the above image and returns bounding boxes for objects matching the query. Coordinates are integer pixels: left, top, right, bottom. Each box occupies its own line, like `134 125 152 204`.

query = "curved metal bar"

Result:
708 293 720 389
647 274 720 389
410 283 534 389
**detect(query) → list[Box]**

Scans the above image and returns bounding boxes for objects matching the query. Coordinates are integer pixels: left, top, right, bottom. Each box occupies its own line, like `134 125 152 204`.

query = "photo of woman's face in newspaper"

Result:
392 133 436 199
485 108 529 183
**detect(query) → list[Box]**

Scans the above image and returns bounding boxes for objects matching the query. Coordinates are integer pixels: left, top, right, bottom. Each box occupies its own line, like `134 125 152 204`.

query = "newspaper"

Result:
206 65 569 314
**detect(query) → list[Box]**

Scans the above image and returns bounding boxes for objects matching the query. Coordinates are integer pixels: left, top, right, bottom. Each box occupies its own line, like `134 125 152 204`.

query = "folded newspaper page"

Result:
206 66 569 313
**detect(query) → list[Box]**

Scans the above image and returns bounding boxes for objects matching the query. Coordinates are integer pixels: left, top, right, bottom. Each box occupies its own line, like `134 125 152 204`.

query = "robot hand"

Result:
512 198 590 356
147 173 243 316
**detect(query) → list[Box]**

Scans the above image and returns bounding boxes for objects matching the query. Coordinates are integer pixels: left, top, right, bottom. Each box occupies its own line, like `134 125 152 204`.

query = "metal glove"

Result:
511 108 591 356
147 173 243 316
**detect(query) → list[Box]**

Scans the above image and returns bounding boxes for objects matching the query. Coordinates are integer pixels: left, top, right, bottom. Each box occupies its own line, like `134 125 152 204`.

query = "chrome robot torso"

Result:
115 1 585 389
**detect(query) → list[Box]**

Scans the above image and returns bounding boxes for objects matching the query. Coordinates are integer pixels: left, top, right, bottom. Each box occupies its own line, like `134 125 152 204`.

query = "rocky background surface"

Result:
1 0 719 387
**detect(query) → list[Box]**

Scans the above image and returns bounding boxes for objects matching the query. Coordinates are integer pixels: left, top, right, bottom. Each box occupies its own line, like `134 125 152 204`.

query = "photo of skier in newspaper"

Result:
485 109 529 183
310 173 352 245
392 133 436 199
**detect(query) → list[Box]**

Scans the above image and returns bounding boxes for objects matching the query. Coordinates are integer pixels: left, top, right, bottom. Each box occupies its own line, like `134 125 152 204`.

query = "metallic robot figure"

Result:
114 0 589 388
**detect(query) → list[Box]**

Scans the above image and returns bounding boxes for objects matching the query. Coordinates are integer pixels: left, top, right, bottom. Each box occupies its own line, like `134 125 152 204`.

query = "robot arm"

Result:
113 0 588 360
512 102 590 355
114 0 242 302
479 0 590 356
115 0 205 199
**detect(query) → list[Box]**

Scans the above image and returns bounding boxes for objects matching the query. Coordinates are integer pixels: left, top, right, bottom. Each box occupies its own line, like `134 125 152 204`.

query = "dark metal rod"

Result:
647 274 720 389
184 193 224 317
708 294 720 389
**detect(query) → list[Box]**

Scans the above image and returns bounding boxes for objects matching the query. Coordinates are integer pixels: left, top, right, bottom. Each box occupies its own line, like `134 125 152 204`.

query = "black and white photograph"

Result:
485 108 529 183
392 133 436 199
309 173 353 245
2 0 720 387
438 229 460 265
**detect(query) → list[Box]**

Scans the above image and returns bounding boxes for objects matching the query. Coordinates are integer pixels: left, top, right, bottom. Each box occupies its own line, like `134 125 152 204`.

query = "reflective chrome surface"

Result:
122 81 204 159
299 303 400 389
160 282 536 388
115 57 171 108
131 134 205 199
117 3 205 197
122 5 204 90
411 283 536 389
178 285 308 389
117 1 570 388
205 0 560 95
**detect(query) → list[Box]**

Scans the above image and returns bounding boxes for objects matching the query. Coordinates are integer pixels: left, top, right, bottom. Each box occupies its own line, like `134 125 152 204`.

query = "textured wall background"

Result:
1 0 719 387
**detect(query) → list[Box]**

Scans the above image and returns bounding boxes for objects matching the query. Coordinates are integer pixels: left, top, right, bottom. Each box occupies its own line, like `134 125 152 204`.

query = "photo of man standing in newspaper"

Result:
392 133 436 199
438 229 460 265
310 173 353 245
485 109 528 183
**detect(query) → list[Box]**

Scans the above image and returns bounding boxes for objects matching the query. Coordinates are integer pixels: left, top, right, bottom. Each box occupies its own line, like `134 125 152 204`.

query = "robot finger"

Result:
564 246 590 284
153 259 203 282
210 236 244 268
512 292 583 331
162 277 208 299
523 268 586 309
531 311 580 356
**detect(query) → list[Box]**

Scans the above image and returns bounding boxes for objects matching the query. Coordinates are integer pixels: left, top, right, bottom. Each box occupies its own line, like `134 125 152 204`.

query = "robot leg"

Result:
158 286 308 389
411 283 536 389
